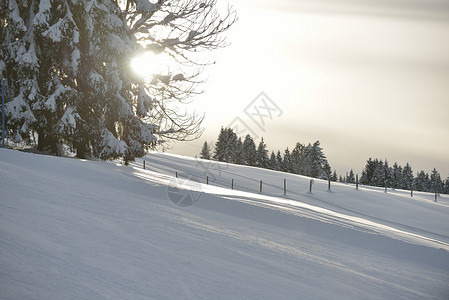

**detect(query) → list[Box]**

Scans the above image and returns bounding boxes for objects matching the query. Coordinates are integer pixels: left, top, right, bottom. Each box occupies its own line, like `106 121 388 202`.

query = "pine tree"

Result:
414 171 430 192
331 170 338 182
1 0 236 161
200 141 211 160
360 158 376 185
371 159 385 187
291 142 305 174
275 150 283 171
347 169 355 184
242 134 257 166
255 138 269 169
402 163 414 190
234 137 244 165
282 148 293 173
430 168 443 194
268 151 277 170
214 127 227 162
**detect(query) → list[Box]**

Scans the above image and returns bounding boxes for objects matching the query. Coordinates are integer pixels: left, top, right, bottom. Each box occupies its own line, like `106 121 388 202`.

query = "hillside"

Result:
1 149 448 299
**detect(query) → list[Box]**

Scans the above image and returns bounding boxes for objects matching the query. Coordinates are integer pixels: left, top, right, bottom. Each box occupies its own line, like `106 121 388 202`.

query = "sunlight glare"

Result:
131 51 167 79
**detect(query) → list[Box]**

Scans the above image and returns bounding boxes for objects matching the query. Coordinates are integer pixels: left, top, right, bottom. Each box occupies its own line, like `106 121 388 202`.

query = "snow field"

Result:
1 149 448 299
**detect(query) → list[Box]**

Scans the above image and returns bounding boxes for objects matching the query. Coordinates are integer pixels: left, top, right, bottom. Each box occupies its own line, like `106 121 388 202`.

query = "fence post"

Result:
2 78 5 149
435 192 438 202
207 176 209 185
309 179 313 192
328 179 331 191
284 178 286 195
411 188 413 197
384 181 387 193
260 180 263 193
232 179 234 190
143 160 145 169
176 171 178 178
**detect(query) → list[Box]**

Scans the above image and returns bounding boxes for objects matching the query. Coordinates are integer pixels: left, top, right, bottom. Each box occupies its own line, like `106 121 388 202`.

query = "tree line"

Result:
200 127 335 180
200 127 449 195
356 158 449 194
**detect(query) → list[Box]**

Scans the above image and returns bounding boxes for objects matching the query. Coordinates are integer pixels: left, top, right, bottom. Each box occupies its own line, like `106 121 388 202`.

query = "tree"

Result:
233 137 244 165
200 141 211 159
402 163 414 190
255 138 269 169
414 171 430 192
275 150 283 171
1 0 236 161
430 168 443 194
301 141 328 178
282 148 293 173
242 134 257 166
268 151 277 170
291 142 305 174
360 158 376 185
347 169 355 184
331 170 338 182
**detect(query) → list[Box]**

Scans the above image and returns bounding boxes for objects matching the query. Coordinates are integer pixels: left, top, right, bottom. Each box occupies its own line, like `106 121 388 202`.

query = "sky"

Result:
165 0 449 178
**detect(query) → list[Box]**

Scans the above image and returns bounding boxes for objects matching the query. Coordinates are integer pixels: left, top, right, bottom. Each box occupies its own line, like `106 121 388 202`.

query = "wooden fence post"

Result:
309 179 313 192
328 179 331 191
232 179 234 190
356 174 359 190
260 180 263 193
143 160 145 169
207 176 209 185
284 178 286 195
176 171 178 178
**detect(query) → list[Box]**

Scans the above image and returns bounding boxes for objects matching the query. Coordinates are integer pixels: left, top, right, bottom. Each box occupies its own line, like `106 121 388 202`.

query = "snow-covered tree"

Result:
275 150 283 171
282 148 293 173
301 141 328 179
200 141 211 159
347 169 355 184
402 163 414 190
290 142 304 174
414 171 430 192
242 134 257 166
430 168 443 194
331 170 338 182
268 151 276 170
1 0 236 162
255 138 269 169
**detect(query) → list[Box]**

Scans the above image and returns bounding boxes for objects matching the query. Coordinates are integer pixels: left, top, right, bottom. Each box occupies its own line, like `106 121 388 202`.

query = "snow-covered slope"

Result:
1 149 448 299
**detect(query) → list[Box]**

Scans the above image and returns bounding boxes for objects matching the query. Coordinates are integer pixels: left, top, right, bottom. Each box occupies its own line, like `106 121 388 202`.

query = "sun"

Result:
130 51 168 79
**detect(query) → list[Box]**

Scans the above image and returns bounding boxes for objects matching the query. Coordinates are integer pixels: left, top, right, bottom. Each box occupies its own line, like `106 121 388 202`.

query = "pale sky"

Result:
166 0 449 178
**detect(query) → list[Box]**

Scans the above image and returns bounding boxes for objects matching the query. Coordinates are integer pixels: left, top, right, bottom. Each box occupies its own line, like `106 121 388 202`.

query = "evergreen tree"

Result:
255 138 269 169
414 171 430 192
242 134 257 166
1 0 236 161
347 169 355 184
323 162 332 180
371 159 385 187
360 158 376 185
402 163 414 190
275 150 283 171
268 151 277 170
234 137 244 165
291 142 305 174
302 141 328 179
430 168 443 194
331 170 338 182
200 141 211 160
282 148 293 173
391 162 403 189
214 127 227 162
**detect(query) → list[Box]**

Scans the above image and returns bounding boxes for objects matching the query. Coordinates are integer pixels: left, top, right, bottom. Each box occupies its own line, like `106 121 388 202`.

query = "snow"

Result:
0 149 448 299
